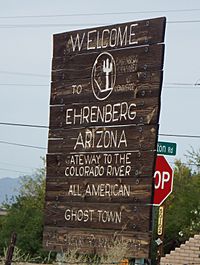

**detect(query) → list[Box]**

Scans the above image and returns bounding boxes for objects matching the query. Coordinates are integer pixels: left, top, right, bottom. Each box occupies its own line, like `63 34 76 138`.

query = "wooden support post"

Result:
5 232 17 265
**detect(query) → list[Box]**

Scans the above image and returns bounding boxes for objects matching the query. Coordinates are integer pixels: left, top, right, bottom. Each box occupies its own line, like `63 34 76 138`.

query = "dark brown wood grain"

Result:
43 16 166 257
46 150 156 178
48 124 158 153
50 70 163 105
43 227 151 258
44 201 151 232
53 17 166 57
49 97 160 129
45 177 152 204
52 44 164 82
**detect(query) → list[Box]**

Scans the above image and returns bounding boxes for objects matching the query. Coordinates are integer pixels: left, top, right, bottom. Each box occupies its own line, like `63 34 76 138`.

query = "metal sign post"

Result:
155 203 166 265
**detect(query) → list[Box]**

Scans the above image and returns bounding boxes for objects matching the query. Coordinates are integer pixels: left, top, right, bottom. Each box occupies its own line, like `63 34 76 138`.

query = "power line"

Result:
0 140 46 150
0 8 200 19
0 161 34 170
0 84 200 89
0 83 199 86
0 160 197 175
1 122 200 139
0 70 198 88
159 133 200 139
164 86 200 90
0 122 48 129
168 20 200 24
0 70 49 78
1 20 200 29
0 133 200 153
0 83 48 86
0 84 198 88
2 161 197 179
166 82 200 86
0 167 30 174
0 81 199 88
0 23 101 28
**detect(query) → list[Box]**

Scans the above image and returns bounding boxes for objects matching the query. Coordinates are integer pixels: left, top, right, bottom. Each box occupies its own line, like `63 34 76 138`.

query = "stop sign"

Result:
153 155 173 206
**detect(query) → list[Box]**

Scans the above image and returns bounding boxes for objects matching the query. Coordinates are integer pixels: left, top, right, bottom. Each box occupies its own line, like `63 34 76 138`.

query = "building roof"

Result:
0 208 8 216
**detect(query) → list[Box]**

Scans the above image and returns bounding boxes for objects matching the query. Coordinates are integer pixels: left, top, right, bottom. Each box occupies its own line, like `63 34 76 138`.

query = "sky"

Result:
0 0 200 179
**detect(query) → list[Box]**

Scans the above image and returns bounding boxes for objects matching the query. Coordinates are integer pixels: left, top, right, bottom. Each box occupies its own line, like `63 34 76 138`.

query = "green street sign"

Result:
157 141 177 156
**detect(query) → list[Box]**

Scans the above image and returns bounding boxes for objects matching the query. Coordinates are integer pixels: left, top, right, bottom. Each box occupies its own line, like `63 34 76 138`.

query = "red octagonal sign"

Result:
153 155 173 206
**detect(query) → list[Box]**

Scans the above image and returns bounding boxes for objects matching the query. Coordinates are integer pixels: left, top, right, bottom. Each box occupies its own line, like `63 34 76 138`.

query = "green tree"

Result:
164 156 200 253
0 163 52 260
186 147 200 174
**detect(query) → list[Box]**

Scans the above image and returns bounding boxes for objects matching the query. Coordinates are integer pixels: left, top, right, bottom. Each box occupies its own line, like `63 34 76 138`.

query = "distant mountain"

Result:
0 177 20 205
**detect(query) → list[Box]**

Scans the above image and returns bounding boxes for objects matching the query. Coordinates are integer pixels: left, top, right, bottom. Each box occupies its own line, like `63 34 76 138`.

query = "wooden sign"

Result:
46 150 156 178
50 70 163 105
53 17 166 56
45 177 152 204
51 44 164 81
43 16 166 259
44 227 151 257
48 125 158 153
49 97 160 128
